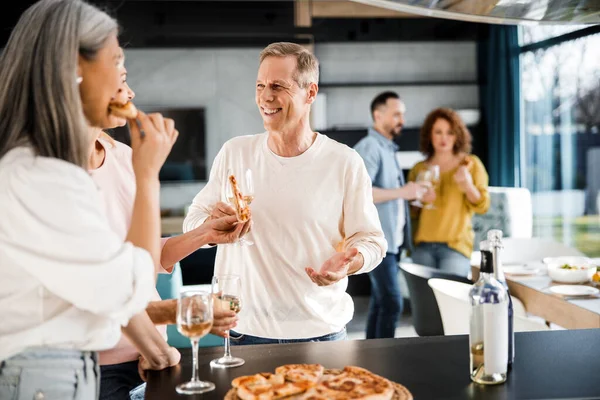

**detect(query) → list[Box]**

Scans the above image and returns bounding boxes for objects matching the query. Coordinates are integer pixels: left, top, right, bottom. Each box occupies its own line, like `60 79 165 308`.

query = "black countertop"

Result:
146 329 600 399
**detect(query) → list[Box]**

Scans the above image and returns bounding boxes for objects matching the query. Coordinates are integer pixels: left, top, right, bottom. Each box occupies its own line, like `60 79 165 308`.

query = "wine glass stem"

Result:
224 331 232 358
191 338 199 383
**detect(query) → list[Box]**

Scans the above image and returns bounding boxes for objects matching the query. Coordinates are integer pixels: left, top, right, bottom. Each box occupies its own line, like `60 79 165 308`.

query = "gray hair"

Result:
259 42 319 89
0 0 118 168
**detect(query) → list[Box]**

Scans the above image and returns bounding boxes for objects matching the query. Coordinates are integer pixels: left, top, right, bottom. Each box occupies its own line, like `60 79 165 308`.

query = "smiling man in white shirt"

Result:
183 42 387 344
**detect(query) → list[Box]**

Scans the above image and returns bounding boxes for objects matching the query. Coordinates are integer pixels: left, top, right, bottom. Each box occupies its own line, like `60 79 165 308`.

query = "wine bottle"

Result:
469 240 509 385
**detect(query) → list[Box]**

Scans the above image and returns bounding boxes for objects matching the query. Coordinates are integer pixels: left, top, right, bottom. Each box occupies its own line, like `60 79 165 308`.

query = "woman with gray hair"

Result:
0 0 178 399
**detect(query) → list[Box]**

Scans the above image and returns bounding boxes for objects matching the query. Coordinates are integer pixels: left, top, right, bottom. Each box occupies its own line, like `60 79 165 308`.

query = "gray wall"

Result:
124 48 265 171
125 41 478 169
315 42 478 129
123 42 478 209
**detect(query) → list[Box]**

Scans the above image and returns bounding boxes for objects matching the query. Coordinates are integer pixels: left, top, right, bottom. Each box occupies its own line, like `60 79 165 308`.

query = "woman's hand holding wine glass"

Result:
210 275 245 368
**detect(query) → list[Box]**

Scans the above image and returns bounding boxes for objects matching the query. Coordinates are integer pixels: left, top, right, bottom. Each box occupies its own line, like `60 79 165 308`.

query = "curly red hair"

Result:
420 108 472 159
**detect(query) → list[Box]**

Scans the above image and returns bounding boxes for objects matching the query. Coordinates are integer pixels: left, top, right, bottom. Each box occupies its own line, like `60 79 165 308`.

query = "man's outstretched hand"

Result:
305 248 362 286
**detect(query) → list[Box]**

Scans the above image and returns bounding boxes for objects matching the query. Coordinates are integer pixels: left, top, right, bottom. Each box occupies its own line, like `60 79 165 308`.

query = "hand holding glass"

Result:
411 165 439 209
210 275 245 368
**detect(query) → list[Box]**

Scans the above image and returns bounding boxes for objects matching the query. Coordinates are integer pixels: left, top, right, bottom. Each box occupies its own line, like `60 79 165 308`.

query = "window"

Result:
519 25 589 45
520 28 600 256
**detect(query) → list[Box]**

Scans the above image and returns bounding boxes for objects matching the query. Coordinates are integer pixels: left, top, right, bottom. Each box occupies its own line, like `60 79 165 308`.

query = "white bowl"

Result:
547 262 595 283
542 256 591 265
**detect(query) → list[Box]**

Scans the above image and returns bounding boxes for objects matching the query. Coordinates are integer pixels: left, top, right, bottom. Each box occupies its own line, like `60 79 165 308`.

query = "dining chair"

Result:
427 279 472 335
400 263 472 336
427 278 546 335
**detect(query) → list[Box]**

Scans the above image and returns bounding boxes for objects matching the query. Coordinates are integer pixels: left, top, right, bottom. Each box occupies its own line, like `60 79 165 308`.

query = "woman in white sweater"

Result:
0 0 177 399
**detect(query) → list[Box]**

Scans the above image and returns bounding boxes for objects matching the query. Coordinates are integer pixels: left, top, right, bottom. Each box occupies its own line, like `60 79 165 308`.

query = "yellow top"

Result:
408 155 490 258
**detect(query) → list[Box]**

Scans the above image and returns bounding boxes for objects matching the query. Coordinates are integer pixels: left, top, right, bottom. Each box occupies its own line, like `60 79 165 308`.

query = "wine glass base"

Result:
210 356 245 368
176 380 215 395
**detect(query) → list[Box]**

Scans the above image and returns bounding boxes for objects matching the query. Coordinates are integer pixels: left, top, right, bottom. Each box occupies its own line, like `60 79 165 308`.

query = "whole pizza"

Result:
224 364 412 400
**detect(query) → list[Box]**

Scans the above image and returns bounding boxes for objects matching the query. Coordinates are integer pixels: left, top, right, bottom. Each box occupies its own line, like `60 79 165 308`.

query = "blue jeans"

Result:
366 253 403 339
0 349 99 400
229 328 347 346
128 383 146 400
100 360 144 400
411 242 470 277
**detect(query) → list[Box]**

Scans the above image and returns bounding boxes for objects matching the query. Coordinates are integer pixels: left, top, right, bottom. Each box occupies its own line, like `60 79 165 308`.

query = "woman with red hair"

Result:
408 108 490 277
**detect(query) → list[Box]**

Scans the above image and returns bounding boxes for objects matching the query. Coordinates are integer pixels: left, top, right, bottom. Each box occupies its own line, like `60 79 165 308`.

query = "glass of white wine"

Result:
411 165 440 209
225 168 254 246
176 290 215 395
210 274 244 368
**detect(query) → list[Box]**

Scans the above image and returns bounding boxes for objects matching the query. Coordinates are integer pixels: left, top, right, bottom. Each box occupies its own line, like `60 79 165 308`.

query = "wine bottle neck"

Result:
491 246 506 282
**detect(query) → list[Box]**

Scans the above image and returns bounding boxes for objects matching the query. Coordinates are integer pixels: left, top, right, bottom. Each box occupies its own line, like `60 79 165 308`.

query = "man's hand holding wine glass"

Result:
421 186 436 204
211 307 238 338
210 275 245 368
204 202 252 242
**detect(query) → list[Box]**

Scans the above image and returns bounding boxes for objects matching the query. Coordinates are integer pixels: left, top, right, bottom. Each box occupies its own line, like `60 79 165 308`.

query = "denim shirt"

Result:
354 128 412 255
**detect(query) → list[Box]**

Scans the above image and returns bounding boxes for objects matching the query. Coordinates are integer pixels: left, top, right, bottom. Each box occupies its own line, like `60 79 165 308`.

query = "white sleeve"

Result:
182 143 228 234
342 151 388 274
3 158 155 327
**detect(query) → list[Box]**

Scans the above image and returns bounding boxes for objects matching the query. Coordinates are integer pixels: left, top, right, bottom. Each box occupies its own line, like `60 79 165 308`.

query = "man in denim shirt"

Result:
354 91 422 339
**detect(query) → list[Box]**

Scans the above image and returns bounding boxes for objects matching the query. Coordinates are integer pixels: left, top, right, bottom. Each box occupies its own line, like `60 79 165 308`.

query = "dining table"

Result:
471 261 600 329
146 329 600 399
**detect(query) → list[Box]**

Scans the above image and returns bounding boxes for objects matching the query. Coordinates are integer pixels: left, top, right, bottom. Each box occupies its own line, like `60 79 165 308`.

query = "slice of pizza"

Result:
460 155 474 168
234 373 312 400
231 372 276 388
229 174 250 222
302 366 394 400
237 381 273 400
275 364 325 385
271 382 314 399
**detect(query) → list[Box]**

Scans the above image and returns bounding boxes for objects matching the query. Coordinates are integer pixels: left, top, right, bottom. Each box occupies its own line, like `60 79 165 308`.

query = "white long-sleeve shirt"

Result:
183 133 386 339
0 147 156 361
89 138 170 366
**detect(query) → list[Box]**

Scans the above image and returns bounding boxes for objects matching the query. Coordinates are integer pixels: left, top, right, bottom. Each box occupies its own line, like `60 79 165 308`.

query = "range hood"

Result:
350 0 600 24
